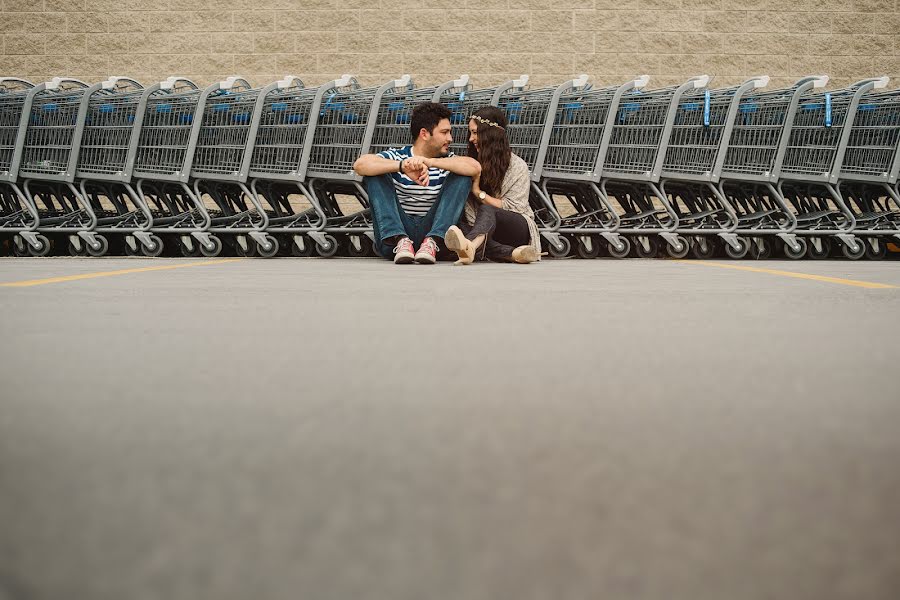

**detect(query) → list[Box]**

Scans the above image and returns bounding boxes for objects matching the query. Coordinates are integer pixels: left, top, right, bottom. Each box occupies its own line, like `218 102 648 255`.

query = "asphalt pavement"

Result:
1 257 899 600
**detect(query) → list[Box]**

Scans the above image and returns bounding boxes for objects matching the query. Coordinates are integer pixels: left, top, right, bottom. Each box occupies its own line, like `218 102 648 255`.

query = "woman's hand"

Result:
471 170 482 198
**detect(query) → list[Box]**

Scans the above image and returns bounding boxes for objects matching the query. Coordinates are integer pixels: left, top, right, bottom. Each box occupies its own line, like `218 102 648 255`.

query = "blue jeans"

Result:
365 174 471 259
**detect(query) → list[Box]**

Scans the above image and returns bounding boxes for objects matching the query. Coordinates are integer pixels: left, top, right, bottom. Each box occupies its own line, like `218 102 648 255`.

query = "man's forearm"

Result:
353 155 402 176
428 156 480 177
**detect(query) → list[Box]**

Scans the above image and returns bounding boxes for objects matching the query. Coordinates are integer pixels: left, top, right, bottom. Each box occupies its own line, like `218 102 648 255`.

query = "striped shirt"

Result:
377 146 454 217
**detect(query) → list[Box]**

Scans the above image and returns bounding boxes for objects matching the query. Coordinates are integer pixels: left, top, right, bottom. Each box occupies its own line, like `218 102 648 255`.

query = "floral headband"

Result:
472 114 505 130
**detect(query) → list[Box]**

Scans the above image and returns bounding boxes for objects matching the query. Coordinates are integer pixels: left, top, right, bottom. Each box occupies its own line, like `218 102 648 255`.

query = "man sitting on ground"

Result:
353 102 481 264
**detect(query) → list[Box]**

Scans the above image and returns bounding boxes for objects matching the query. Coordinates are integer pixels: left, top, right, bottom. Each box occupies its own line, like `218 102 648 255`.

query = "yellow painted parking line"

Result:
0 259 243 288
673 260 897 289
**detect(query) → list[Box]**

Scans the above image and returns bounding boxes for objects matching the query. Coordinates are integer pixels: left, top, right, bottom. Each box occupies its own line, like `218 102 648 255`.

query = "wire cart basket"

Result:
657 76 771 260
775 76 890 259
72 77 162 256
591 76 713 258
834 78 900 260
494 77 587 255
532 75 649 258
16 77 110 256
189 76 284 257
131 77 220 256
247 76 334 257
0 78 45 255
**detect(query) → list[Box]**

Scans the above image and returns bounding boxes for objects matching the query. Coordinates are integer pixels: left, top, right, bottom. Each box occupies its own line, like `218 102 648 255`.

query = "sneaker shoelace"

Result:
420 238 438 254
394 239 413 254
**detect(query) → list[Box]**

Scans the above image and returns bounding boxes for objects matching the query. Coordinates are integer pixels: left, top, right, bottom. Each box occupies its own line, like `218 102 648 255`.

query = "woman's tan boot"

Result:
511 245 539 264
444 225 475 265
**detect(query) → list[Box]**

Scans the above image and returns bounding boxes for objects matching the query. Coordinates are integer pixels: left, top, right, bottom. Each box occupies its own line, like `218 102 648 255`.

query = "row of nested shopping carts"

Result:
1 72 899 260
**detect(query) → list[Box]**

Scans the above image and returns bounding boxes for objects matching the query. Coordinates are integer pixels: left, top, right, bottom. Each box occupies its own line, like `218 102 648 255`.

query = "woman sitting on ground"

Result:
444 107 541 264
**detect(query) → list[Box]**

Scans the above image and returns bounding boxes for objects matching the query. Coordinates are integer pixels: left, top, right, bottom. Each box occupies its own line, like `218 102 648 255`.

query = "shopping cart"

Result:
368 76 444 159
532 75 650 258
132 77 214 256
716 76 828 259
74 77 159 256
658 76 771 259
834 77 899 259
248 76 353 257
594 76 713 258
0 78 44 256
494 77 583 256
16 77 109 255
307 75 470 257
190 76 282 257
776 76 890 259
434 75 530 157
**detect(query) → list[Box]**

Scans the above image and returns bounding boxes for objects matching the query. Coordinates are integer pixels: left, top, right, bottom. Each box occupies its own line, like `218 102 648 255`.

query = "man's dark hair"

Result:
410 102 452 142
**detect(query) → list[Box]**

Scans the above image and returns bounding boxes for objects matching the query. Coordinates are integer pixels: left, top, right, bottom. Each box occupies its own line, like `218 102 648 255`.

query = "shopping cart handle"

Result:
690 75 711 88
452 75 470 88
394 74 412 88
46 77 88 90
160 77 197 91
633 75 650 89
871 75 890 89
101 76 141 90
512 74 529 88
219 76 249 90
0 77 34 88
276 76 303 89
335 74 353 87
752 75 770 88
573 74 589 89
812 75 829 89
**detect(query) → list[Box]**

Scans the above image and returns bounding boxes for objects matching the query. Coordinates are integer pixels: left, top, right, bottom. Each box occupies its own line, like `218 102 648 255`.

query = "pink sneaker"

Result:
393 237 415 264
414 236 439 264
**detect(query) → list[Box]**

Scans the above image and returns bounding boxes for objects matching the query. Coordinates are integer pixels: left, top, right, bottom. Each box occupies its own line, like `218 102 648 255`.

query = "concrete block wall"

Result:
0 0 898 90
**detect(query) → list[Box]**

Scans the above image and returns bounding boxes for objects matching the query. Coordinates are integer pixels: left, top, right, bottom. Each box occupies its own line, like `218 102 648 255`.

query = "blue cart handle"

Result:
825 92 832 127
703 89 710 127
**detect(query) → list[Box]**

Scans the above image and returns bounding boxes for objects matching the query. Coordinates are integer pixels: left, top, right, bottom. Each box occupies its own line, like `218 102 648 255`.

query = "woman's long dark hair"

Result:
467 106 511 197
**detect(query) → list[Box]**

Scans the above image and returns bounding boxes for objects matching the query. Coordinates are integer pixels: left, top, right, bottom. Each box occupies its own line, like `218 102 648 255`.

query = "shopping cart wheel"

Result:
370 239 381 257
841 239 865 261
783 238 807 260
315 235 340 258
547 237 571 259
691 237 718 260
665 235 690 259
291 237 316 257
748 237 773 260
724 237 749 260
806 237 832 260
346 236 369 258
85 235 109 257
26 234 52 257
12 236 28 257
199 235 223 258
576 236 601 259
257 236 280 259
234 238 257 257
631 237 656 259
141 235 165 258
864 238 887 261
181 240 202 258
67 239 85 257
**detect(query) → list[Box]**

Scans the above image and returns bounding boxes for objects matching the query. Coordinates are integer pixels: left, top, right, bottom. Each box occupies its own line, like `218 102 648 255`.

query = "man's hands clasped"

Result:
401 156 430 186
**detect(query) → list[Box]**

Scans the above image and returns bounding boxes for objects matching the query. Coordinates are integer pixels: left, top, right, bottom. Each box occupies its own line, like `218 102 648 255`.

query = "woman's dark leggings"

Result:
459 203 531 261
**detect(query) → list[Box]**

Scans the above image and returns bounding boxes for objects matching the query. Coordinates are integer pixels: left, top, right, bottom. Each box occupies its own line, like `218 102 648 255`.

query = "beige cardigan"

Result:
463 153 541 259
